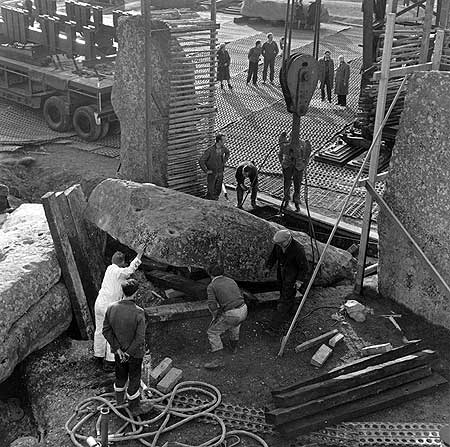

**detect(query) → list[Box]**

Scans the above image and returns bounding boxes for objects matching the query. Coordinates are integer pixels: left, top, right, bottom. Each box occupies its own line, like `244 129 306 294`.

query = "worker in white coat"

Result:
94 248 144 370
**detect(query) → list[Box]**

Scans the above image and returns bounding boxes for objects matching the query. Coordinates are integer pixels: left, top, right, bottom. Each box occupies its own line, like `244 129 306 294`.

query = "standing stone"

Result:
112 16 171 184
85 178 354 285
378 72 450 330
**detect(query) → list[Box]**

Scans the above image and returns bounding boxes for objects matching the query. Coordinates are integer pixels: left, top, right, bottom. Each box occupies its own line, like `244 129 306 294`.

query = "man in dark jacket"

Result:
199 133 230 200
247 40 262 86
103 279 153 416
278 131 311 212
264 230 310 335
235 161 258 209
318 50 334 103
262 33 279 84
335 55 350 107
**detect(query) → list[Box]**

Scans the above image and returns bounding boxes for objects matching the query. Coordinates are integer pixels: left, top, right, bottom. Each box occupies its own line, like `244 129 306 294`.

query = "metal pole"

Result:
313 0 321 59
277 75 407 357
283 0 292 61
142 0 152 182
355 9 396 294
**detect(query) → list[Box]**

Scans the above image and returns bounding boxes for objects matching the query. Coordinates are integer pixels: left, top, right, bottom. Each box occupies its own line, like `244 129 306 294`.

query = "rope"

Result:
65 380 269 447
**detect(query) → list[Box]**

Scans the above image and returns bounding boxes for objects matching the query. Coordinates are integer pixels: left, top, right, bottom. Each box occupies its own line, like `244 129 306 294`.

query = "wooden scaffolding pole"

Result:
355 8 396 294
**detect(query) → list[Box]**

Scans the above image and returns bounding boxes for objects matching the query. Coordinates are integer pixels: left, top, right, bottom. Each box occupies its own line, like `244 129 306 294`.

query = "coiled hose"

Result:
65 380 269 447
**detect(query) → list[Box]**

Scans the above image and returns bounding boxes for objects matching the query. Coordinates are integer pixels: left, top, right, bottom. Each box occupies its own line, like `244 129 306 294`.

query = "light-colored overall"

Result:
94 256 141 361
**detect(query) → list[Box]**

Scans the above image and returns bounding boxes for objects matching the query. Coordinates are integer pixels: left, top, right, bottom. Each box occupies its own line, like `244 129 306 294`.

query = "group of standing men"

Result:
247 33 279 86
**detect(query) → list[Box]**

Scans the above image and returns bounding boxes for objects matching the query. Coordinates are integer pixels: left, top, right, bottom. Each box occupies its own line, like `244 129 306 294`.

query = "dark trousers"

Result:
115 355 143 401
206 172 223 200
263 58 275 82
282 167 303 205
271 282 297 330
337 94 347 106
320 78 332 102
247 61 259 85
236 179 258 207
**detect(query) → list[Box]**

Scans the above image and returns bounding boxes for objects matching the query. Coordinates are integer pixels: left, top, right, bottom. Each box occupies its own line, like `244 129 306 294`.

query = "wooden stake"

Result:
432 28 445 69
419 0 435 63
355 10 396 295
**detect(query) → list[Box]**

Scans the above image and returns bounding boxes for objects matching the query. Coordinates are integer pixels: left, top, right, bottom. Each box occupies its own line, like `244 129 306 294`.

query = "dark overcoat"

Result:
217 48 231 81
335 61 350 95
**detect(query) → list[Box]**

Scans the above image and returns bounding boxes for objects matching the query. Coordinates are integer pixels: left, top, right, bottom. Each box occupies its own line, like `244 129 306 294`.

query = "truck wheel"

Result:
43 96 72 132
100 121 110 139
73 106 102 141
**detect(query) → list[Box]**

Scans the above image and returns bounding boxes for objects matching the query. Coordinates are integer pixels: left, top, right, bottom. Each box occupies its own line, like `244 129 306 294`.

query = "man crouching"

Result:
204 263 248 370
102 279 153 416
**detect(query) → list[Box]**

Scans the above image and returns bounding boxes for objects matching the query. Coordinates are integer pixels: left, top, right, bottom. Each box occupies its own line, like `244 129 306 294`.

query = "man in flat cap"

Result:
264 229 310 336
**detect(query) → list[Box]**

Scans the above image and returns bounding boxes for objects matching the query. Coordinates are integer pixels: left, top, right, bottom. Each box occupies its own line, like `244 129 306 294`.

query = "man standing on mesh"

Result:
318 50 334 103
262 33 279 85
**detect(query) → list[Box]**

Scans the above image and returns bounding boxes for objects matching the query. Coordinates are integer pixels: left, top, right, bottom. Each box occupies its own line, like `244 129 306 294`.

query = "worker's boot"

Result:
203 350 225 370
115 390 126 406
251 200 258 209
229 340 239 355
295 203 300 212
128 398 154 417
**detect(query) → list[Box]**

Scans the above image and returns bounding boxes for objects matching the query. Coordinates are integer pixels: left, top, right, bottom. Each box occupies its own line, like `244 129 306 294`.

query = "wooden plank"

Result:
294 330 339 353
372 62 432 81
365 182 450 297
41 192 93 339
145 301 210 323
355 11 396 294
64 184 106 292
272 340 424 396
273 350 437 408
266 365 432 425
432 28 445 69
276 372 447 438
420 0 435 64
54 191 97 320
364 262 378 276
144 270 208 300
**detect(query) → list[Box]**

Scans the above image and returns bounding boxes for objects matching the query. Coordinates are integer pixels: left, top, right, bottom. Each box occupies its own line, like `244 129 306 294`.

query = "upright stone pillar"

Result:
112 16 170 184
378 71 450 330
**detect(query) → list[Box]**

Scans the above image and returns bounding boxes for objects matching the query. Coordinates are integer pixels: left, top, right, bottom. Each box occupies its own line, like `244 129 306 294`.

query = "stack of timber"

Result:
357 77 406 145
265 341 447 439
166 18 218 195
41 185 106 339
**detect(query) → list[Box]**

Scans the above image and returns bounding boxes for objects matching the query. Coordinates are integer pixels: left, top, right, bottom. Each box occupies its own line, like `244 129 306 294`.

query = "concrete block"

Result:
329 333 344 347
311 344 333 368
156 367 183 394
362 343 393 356
149 357 172 385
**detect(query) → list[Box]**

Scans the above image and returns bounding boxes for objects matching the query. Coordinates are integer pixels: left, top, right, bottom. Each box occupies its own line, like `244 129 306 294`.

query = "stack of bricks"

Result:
146 357 183 394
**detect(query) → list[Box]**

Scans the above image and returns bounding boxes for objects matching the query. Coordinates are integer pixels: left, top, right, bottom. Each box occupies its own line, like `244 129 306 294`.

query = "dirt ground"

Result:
4 276 448 447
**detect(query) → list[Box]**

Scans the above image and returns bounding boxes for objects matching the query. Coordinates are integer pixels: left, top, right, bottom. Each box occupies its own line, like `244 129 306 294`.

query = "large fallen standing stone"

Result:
0 204 72 383
85 179 354 285
378 72 450 331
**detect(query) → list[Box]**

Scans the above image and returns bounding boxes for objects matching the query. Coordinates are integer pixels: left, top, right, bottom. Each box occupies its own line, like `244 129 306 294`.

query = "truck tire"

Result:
43 96 72 132
73 105 102 141
100 121 110 139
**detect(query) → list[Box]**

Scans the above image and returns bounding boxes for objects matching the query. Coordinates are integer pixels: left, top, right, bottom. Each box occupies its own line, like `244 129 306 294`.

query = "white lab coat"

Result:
93 256 141 361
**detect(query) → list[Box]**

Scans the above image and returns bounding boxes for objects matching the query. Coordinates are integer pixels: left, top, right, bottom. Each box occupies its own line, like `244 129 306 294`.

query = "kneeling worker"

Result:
264 229 310 336
235 161 258 209
103 279 153 416
204 263 248 370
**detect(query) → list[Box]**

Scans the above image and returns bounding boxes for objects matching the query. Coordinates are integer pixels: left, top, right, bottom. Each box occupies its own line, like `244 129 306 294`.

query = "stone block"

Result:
329 333 344 347
149 357 173 385
361 343 393 356
311 344 333 367
86 179 355 285
156 367 183 394
378 72 450 331
0 204 61 339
